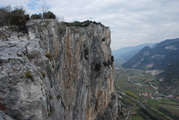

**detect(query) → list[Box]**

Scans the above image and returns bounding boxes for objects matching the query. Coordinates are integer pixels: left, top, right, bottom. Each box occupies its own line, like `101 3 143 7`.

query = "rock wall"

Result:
0 20 117 120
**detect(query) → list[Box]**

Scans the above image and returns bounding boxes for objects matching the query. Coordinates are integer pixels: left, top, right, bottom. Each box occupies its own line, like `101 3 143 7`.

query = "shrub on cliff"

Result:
31 14 42 19
31 11 56 19
25 71 33 80
94 63 101 71
9 8 30 30
62 20 104 27
0 6 29 30
45 53 54 61
0 6 10 26
43 11 56 19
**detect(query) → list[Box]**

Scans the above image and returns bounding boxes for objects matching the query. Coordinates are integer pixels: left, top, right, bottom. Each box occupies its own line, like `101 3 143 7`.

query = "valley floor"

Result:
114 62 179 120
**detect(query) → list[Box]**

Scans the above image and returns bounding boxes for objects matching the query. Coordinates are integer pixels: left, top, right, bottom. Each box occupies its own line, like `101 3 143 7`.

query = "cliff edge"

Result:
0 20 117 120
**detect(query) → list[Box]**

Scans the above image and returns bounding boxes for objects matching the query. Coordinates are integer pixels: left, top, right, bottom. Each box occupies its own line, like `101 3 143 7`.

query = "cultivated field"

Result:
114 62 179 120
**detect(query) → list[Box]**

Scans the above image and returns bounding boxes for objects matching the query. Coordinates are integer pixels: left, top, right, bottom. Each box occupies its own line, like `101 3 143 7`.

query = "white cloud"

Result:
1 0 179 50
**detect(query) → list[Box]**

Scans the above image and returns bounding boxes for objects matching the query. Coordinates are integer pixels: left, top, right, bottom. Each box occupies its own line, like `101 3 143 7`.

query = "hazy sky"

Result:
1 0 179 50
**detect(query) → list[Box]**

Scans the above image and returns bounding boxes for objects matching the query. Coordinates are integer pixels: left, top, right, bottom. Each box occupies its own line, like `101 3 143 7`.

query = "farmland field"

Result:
114 62 179 120
130 115 143 120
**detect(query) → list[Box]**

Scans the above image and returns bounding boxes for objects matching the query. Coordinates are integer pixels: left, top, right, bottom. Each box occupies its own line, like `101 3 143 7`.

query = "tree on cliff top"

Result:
30 11 56 19
31 14 42 19
0 5 11 26
43 11 56 19
0 6 30 31
10 7 30 30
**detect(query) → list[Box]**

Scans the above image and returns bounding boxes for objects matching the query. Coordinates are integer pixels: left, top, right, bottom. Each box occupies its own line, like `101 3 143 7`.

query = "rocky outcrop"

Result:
0 20 117 120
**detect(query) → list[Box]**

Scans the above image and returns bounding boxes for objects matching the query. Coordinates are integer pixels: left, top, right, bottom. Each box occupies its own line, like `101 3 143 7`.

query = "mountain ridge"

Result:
122 38 179 96
112 43 155 62
122 38 179 70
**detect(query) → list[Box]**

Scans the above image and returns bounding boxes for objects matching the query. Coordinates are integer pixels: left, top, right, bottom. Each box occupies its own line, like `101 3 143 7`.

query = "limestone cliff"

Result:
0 20 117 120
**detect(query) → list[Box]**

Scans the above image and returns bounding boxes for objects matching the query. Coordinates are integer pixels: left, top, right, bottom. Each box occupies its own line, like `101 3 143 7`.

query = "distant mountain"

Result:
112 43 155 63
122 38 179 96
158 63 179 96
122 38 179 70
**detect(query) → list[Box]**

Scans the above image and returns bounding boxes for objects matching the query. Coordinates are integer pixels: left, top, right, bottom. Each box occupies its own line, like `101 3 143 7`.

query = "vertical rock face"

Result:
0 20 117 120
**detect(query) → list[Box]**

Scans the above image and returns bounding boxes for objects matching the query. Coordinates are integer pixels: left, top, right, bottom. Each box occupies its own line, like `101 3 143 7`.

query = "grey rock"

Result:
0 19 117 120
0 110 14 120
